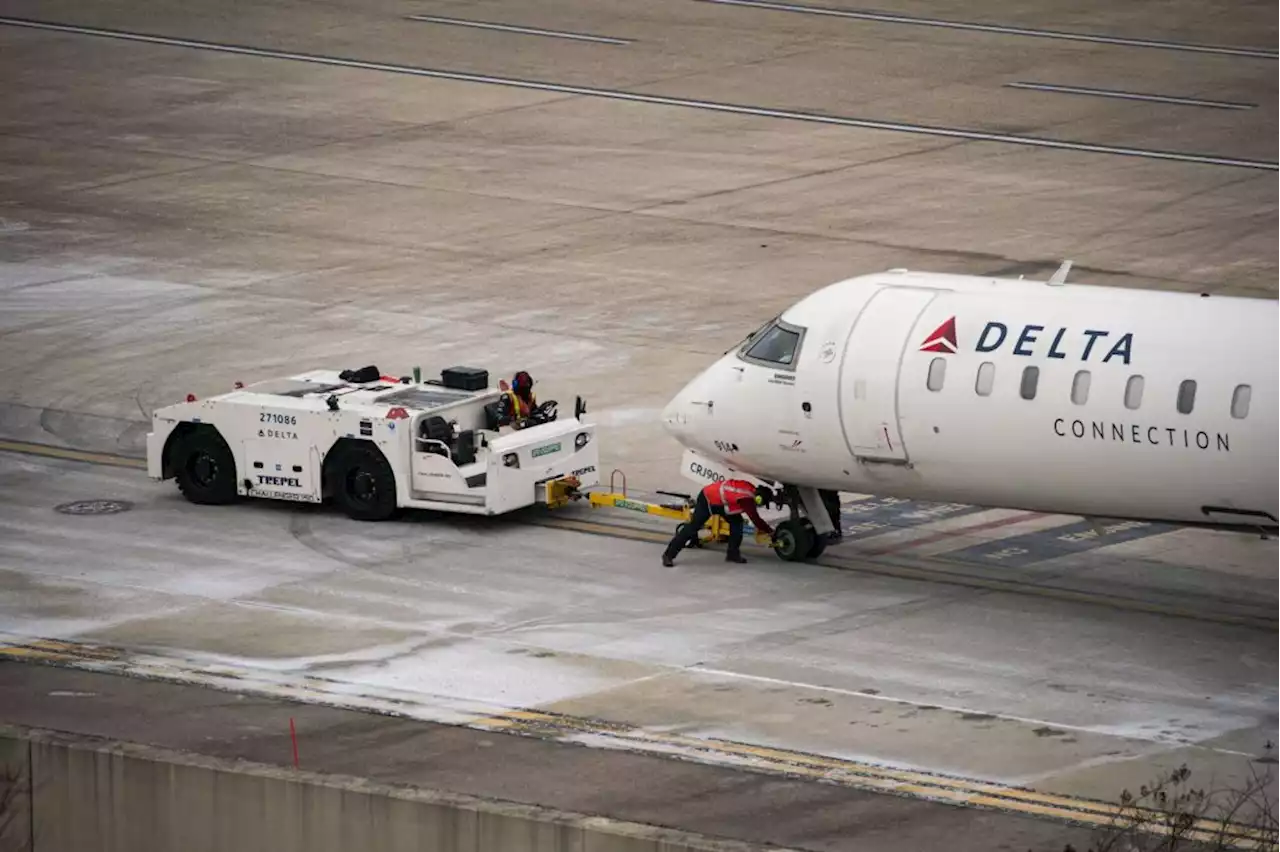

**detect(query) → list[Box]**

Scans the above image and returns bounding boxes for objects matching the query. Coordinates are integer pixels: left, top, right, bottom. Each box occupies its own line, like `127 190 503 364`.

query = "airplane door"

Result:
839 286 941 464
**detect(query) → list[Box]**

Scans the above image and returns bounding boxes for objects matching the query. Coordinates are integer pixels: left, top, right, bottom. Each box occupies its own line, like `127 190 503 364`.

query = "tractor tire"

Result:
330 443 399 521
172 428 239 506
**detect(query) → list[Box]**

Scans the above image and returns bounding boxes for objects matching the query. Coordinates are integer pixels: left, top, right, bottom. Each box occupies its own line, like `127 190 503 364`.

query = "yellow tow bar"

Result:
549 470 772 548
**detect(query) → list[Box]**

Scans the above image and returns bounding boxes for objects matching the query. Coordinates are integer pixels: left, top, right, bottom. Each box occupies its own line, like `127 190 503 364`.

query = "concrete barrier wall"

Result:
0 730 32 852
0 725 782 852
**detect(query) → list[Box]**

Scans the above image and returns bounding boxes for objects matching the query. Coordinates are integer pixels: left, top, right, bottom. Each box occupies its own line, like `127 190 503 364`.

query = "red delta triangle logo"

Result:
919 316 958 353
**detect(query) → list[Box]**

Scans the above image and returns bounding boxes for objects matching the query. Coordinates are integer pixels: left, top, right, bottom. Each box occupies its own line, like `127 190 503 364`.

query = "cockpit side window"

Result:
738 318 805 370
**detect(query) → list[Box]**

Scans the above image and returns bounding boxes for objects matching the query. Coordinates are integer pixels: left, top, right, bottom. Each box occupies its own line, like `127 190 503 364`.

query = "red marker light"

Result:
186 394 197 402
386 407 409 420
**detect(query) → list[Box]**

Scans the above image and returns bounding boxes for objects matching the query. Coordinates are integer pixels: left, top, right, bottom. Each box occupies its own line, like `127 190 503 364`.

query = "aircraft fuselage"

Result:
661 269 1278 531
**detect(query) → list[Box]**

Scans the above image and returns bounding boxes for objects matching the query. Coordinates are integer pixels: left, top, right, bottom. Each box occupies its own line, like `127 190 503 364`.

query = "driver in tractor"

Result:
495 370 538 429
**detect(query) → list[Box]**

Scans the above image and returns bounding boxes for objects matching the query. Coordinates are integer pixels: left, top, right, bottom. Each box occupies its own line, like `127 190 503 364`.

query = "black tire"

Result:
802 519 828 559
330 444 399 521
173 428 239 506
772 519 815 563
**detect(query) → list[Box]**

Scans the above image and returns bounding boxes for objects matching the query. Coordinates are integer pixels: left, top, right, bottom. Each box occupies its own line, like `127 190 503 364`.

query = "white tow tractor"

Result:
145 364 601 520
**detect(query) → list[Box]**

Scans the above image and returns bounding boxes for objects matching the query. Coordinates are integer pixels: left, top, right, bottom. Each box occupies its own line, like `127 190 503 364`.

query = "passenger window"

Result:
1019 365 1039 400
1231 384 1251 419
742 321 802 367
975 362 994 396
1071 370 1090 405
1176 379 1196 414
927 357 946 391
1124 375 1144 410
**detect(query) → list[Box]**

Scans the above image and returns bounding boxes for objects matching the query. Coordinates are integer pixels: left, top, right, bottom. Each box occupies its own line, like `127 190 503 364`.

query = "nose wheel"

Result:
772 518 826 562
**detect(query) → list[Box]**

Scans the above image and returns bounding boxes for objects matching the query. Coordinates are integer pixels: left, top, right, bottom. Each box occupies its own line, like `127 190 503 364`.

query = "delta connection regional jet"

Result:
661 263 1278 561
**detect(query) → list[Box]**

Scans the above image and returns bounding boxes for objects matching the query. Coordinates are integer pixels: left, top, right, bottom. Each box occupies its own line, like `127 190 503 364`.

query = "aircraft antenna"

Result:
1047 259 1073 286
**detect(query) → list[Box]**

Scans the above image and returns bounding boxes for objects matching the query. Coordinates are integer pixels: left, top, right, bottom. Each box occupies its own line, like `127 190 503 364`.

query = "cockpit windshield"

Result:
737 317 805 369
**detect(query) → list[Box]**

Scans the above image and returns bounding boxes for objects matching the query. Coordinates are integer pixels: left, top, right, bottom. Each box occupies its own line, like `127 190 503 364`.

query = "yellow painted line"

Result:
482 707 1088 805
0 638 123 662
0 636 1269 846
0 646 68 661
467 714 1129 823
476 708 1271 844
0 439 146 469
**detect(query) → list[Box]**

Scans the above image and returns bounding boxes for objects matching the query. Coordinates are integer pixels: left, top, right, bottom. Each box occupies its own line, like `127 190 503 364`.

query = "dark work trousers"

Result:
663 492 745 560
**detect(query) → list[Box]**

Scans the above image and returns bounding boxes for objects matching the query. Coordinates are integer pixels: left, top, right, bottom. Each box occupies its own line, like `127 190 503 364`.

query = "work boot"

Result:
662 554 675 567
725 554 747 564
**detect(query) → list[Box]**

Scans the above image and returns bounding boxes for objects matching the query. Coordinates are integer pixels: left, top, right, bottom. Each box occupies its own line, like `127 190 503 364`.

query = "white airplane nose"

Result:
661 373 708 443
660 389 690 440
662 365 721 447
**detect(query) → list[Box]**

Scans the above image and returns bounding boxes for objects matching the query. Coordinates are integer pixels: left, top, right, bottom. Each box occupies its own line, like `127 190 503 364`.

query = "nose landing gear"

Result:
772 517 826 561
770 484 838 562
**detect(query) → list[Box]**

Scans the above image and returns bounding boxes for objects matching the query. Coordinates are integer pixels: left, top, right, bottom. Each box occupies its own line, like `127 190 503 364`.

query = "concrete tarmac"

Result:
0 664 1101 852
0 0 1275 491
0 0 1276 845
0 447 1275 845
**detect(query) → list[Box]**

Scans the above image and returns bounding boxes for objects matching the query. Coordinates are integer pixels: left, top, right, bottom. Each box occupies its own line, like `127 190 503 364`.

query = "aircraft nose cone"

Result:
661 379 699 442
661 393 688 439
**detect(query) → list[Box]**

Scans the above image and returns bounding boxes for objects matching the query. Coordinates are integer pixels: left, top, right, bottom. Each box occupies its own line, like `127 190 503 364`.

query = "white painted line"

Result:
0 16 1274 171
695 0 1279 60
404 14 632 45
1006 81 1257 110
686 666 1258 756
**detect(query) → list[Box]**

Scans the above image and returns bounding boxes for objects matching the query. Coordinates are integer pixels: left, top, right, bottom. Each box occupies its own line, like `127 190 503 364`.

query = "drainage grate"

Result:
54 499 134 516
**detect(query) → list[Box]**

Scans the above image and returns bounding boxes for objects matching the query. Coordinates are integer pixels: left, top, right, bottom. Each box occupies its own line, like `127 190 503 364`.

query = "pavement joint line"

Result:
0 635 1269 844
1004 81 1258 110
1 438 1274 632
693 0 1280 60
0 15 1274 171
403 14 634 45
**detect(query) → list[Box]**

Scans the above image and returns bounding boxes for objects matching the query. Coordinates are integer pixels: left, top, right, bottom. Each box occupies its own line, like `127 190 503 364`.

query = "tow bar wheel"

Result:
772 519 815 562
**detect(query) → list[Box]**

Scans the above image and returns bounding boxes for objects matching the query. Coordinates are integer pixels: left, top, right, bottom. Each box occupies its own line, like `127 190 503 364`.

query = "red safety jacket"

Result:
703 479 772 535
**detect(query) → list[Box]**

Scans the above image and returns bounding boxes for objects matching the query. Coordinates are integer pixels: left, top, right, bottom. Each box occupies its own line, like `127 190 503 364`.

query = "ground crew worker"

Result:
662 479 774 567
496 370 537 427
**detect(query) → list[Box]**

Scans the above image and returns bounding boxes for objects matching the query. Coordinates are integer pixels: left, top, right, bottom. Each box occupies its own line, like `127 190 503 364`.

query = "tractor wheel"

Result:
173 428 238 505
330 444 399 521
